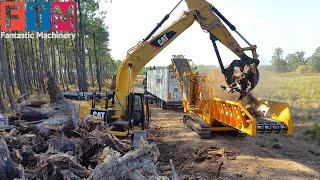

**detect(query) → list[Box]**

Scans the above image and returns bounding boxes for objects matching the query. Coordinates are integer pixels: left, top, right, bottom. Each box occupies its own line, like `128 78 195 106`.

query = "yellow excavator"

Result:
75 0 292 140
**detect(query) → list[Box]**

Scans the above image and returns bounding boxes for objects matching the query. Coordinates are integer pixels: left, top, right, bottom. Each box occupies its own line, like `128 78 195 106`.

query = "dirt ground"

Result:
148 105 320 180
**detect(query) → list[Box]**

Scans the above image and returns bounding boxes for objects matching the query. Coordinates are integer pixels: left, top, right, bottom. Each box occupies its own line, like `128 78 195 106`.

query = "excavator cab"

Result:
125 93 150 130
89 92 149 139
109 93 150 148
72 89 150 140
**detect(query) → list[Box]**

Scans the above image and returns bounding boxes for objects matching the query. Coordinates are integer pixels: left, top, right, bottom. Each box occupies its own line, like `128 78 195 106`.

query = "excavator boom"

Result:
116 0 260 106
115 11 195 107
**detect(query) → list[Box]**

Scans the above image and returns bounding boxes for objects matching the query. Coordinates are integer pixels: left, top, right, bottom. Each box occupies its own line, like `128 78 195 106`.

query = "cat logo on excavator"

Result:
150 31 177 48
90 109 107 121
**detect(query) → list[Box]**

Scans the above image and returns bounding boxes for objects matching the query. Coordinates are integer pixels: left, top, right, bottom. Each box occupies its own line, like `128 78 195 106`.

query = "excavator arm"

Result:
116 11 195 106
116 0 260 107
186 0 260 96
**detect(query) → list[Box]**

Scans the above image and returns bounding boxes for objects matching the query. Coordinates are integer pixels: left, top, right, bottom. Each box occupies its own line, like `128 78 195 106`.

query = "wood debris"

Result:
0 72 175 180
194 146 235 162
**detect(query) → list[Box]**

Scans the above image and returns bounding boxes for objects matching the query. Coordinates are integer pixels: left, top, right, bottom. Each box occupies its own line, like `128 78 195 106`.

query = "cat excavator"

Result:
78 0 292 140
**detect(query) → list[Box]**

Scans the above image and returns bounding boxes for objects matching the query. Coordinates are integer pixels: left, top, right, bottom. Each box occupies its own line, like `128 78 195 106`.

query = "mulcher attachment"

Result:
256 118 288 134
183 115 211 139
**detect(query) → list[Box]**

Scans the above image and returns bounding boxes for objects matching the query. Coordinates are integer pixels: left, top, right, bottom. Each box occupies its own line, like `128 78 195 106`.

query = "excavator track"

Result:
183 114 290 139
183 115 211 139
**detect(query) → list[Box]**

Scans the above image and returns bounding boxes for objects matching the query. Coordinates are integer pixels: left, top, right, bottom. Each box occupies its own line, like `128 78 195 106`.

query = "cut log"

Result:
18 106 53 121
18 99 48 108
194 146 235 162
35 115 77 136
89 143 160 180
79 130 131 168
40 153 90 180
0 138 24 180
17 99 52 121
47 137 78 154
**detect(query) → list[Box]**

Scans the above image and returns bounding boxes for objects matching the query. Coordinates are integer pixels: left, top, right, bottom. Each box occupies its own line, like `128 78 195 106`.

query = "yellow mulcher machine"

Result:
171 56 292 138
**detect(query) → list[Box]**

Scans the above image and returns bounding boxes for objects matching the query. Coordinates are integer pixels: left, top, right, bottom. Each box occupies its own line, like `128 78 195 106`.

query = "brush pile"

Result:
0 72 173 180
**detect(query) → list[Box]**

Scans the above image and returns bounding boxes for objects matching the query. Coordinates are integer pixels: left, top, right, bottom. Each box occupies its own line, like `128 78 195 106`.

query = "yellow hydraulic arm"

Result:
116 0 260 107
116 10 195 107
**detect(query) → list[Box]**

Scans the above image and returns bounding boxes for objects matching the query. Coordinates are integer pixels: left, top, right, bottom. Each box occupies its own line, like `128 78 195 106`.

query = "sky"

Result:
102 0 320 66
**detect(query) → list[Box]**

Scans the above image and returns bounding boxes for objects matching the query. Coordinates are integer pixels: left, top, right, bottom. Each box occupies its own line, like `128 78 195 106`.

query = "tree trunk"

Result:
77 0 88 92
56 39 65 91
5 40 15 95
27 38 35 87
51 39 57 79
67 53 73 86
0 83 5 98
30 38 40 93
87 47 95 87
37 39 46 93
13 39 27 94
19 39 31 92
0 83 6 113
0 38 16 111
0 138 24 180
63 39 69 90
40 62 46 94
93 33 102 92
74 36 83 91
39 38 49 70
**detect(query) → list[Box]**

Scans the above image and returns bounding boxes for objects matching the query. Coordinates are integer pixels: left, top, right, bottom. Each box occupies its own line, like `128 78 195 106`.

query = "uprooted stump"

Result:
39 153 91 180
17 99 52 121
16 72 79 137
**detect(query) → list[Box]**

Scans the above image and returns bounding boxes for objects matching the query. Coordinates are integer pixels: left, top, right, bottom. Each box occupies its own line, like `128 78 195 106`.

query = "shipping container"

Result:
146 65 182 108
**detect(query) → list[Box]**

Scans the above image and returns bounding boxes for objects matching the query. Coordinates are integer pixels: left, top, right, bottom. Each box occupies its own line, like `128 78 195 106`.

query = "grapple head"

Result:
222 58 260 99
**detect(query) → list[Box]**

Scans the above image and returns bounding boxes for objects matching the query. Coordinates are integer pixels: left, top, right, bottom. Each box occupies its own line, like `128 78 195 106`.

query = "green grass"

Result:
254 71 320 111
305 123 320 143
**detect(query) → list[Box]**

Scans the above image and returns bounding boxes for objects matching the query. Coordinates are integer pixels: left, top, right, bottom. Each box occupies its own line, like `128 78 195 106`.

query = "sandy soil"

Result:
148 106 320 180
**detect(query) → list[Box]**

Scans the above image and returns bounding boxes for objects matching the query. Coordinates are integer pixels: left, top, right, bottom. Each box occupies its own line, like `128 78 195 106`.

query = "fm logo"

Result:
0 1 77 32
150 31 177 48
92 111 106 119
